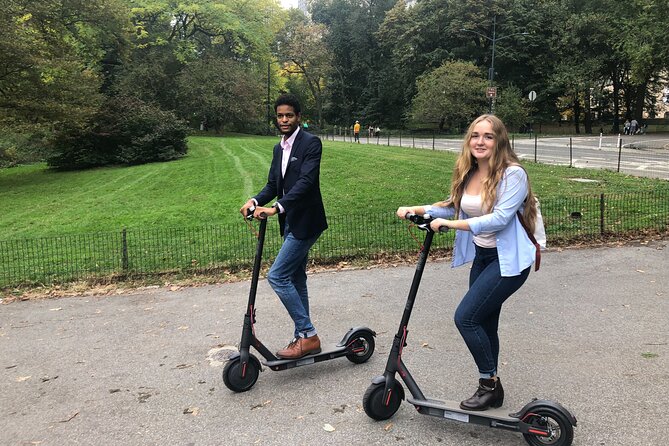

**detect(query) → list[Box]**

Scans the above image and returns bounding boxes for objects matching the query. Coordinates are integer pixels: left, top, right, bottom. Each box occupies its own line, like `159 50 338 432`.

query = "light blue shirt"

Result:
425 165 536 277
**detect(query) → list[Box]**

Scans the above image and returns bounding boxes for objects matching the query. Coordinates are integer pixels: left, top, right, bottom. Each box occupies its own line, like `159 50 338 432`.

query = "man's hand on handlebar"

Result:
240 199 256 219
253 206 278 220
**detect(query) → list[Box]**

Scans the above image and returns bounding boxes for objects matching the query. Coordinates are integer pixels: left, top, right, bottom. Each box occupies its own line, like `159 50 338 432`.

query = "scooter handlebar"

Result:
245 206 270 220
245 206 256 220
405 213 448 233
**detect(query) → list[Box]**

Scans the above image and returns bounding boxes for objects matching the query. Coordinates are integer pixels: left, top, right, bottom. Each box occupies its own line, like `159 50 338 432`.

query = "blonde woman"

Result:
396 114 540 411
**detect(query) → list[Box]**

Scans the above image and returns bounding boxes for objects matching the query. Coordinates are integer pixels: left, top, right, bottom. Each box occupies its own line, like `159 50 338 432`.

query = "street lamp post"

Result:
461 16 528 114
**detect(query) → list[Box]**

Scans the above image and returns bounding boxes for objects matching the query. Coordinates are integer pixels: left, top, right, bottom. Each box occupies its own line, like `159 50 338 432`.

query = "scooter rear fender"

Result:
337 326 376 347
510 399 577 427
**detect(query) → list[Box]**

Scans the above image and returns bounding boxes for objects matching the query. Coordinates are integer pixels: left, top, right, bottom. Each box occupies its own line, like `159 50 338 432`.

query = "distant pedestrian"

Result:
354 121 361 143
630 119 639 135
374 126 380 138
623 119 630 135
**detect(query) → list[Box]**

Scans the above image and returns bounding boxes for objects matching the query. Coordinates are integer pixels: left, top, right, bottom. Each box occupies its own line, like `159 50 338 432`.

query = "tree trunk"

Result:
632 81 647 121
612 69 621 133
584 88 592 134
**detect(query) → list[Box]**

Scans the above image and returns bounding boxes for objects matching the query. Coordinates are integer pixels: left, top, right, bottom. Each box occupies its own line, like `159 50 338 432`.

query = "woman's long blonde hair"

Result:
435 114 537 232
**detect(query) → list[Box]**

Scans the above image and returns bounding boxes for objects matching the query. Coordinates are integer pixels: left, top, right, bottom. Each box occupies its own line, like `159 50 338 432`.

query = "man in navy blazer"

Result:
240 94 327 359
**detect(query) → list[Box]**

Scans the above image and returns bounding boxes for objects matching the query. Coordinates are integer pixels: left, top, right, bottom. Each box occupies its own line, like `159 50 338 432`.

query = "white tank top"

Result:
461 193 497 248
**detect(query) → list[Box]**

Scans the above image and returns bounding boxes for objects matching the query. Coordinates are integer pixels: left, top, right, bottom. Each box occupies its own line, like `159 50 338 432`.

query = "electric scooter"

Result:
363 214 576 446
223 208 376 392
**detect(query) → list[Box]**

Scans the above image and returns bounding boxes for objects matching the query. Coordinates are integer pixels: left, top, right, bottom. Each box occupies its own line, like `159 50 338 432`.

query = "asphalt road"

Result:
330 133 669 179
1 241 668 446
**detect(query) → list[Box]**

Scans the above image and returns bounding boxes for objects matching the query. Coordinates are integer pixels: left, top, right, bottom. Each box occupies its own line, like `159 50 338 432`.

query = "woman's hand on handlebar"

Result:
396 206 416 219
430 218 449 233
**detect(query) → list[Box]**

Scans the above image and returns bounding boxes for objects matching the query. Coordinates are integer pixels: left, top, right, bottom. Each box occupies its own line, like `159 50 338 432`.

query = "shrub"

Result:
48 97 188 170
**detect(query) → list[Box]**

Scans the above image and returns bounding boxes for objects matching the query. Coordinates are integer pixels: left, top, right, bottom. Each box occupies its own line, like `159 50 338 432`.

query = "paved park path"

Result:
1 241 667 445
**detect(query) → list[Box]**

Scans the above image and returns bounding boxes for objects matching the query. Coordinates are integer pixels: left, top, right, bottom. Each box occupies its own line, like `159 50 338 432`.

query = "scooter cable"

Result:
244 218 260 239
407 223 425 252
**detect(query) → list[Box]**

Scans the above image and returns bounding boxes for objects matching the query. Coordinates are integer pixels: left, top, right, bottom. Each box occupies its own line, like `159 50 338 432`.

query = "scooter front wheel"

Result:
345 331 375 364
522 406 574 446
222 356 260 392
362 380 403 420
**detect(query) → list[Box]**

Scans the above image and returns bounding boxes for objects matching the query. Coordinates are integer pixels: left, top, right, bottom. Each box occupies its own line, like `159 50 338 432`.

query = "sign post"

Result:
486 87 497 114
528 90 537 135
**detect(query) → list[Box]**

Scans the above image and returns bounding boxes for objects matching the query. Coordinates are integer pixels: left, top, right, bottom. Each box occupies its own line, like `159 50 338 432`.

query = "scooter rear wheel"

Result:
362 380 403 420
345 331 375 364
522 406 574 446
222 356 260 392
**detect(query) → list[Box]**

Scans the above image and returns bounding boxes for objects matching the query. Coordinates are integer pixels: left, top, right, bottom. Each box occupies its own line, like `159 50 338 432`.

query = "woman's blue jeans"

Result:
454 245 530 378
267 226 320 339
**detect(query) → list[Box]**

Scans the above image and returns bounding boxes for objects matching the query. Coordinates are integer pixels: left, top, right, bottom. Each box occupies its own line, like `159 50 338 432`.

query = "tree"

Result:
410 61 487 132
494 85 529 132
0 0 130 134
311 0 396 125
175 56 266 132
275 9 332 128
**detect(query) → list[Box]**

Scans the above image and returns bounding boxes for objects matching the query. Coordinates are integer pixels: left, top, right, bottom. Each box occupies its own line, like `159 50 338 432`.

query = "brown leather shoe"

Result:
276 335 321 359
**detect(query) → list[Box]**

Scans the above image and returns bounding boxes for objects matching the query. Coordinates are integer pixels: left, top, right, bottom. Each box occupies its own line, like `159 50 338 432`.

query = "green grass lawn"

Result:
1 134 668 241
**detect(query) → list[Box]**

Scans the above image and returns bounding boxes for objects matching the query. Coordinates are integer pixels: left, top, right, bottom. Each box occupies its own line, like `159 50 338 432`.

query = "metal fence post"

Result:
121 229 128 271
569 137 573 168
432 131 435 150
617 136 623 172
600 193 605 235
534 134 538 163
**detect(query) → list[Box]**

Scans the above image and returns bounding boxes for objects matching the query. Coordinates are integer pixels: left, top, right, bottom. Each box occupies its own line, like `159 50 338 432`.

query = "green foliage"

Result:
310 0 397 125
47 97 188 170
175 56 266 132
494 85 529 131
0 0 130 130
410 61 487 131
276 9 332 127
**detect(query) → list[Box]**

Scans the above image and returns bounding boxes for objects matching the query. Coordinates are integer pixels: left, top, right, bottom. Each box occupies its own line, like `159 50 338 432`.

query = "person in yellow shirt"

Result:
353 120 361 143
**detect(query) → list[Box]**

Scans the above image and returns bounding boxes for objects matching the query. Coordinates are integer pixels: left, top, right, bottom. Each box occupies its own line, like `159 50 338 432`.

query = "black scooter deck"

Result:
407 397 518 423
261 344 348 370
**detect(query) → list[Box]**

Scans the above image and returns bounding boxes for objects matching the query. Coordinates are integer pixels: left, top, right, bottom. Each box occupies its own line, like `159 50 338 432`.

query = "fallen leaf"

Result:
16 376 31 382
636 269 645 273
384 422 393 431
49 308 62 311
323 423 335 432
59 411 79 423
183 407 200 416
178 326 189 330
250 400 272 410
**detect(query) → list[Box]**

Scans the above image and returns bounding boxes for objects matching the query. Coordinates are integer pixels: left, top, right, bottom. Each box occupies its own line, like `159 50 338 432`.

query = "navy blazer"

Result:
254 129 328 239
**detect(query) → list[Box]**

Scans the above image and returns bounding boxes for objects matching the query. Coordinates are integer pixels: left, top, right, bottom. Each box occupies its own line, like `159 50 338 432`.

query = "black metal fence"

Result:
1 191 668 288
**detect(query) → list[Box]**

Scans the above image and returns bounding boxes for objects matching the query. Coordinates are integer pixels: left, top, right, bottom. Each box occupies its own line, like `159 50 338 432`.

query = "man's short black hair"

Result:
274 94 301 114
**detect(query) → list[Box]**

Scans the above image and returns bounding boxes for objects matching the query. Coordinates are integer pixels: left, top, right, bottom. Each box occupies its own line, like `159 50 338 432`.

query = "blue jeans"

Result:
454 245 530 378
267 226 321 339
